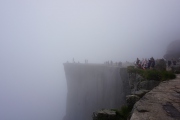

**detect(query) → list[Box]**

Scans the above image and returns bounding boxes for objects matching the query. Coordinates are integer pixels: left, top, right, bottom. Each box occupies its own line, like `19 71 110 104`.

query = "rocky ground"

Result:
130 74 180 120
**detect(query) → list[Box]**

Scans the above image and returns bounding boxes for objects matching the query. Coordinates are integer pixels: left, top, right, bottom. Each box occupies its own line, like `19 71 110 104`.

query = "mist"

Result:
0 0 180 120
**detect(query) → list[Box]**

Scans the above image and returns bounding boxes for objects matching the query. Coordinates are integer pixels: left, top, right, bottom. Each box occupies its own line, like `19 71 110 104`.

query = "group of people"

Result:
66 58 89 64
136 57 155 69
104 61 122 67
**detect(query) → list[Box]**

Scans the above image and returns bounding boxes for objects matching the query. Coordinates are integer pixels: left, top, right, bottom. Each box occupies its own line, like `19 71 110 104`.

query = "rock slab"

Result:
130 74 180 120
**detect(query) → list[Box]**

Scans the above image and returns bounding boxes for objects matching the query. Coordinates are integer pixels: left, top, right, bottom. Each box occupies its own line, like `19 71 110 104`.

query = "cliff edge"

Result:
63 63 130 120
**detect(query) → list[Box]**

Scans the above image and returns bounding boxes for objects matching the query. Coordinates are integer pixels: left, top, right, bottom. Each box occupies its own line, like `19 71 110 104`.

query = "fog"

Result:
0 0 180 120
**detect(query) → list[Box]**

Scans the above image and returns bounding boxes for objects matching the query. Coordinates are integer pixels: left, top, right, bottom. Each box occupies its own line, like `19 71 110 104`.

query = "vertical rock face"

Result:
63 63 130 120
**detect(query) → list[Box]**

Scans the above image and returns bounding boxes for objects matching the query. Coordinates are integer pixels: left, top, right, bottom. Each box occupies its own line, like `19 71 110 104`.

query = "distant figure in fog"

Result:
85 59 88 63
136 58 141 68
151 57 155 68
168 60 172 67
73 58 75 63
118 62 122 67
142 59 148 69
172 59 176 65
147 58 151 69
136 58 140 65
110 61 113 65
141 58 144 68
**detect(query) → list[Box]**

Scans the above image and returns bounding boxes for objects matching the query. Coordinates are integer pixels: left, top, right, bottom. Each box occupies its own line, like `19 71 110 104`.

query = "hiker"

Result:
110 61 113 65
136 58 140 65
167 60 172 67
143 59 148 69
119 62 122 67
141 58 145 68
136 58 140 67
172 59 176 66
151 57 155 68
147 58 152 69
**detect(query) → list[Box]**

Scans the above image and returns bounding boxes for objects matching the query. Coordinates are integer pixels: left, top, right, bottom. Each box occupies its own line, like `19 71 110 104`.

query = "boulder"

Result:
126 95 140 107
134 90 149 98
171 65 180 73
93 109 117 120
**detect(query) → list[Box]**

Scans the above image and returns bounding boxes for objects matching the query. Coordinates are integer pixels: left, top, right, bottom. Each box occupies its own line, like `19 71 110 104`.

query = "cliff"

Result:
63 63 130 120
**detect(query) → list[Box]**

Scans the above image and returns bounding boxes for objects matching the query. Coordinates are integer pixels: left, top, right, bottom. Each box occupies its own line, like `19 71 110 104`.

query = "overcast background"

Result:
0 0 180 120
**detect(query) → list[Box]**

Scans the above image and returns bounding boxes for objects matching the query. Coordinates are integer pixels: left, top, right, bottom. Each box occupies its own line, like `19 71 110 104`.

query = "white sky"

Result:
0 0 180 120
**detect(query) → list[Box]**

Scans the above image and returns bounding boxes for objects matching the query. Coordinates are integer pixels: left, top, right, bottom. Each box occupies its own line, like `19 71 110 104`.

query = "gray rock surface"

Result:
137 80 160 91
130 74 180 120
93 109 117 120
129 74 145 94
126 95 140 107
134 90 149 98
172 65 180 73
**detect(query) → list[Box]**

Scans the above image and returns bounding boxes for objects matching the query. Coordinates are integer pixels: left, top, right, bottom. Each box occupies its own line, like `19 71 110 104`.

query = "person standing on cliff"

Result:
136 58 140 65
147 58 152 69
143 58 148 69
136 58 140 68
172 59 176 66
168 60 171 67
150 57 155 68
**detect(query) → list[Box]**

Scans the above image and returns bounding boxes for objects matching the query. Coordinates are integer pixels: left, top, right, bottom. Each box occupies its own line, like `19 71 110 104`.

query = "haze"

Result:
0 0 180 120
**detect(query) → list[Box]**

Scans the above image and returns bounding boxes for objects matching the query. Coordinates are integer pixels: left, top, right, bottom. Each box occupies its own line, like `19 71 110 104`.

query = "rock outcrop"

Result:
93 109 117 120
126 95 140 107
128 72 160 95
137 80 160 91
130 74 180 120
